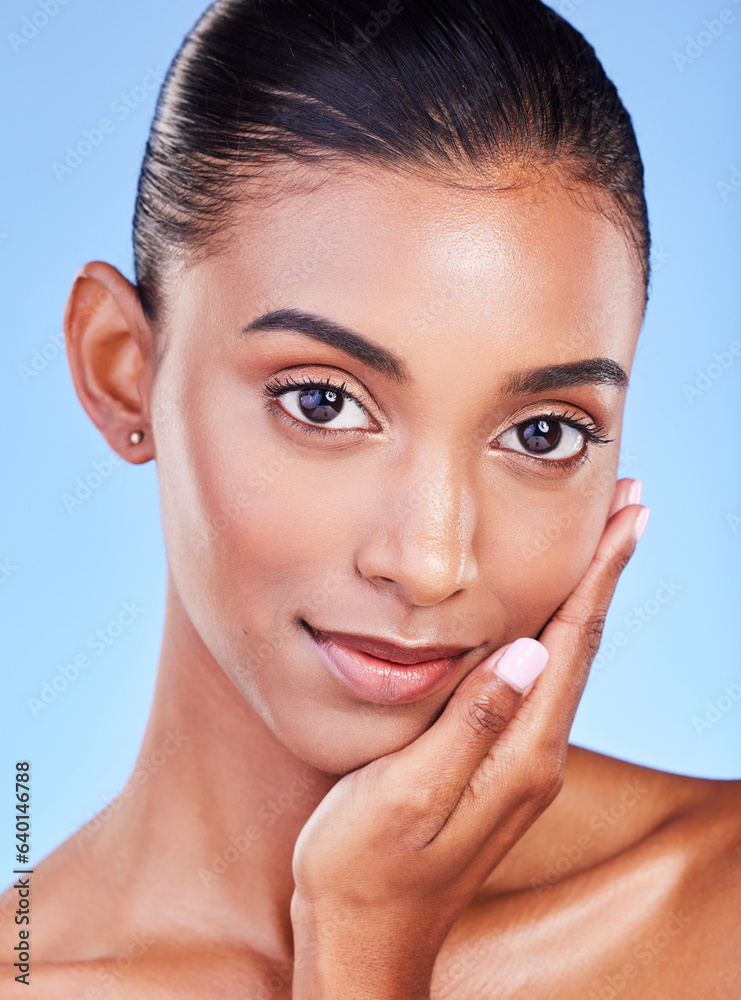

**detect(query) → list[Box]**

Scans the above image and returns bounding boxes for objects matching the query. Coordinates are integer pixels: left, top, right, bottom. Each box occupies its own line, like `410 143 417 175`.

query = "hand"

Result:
290 479 649 1000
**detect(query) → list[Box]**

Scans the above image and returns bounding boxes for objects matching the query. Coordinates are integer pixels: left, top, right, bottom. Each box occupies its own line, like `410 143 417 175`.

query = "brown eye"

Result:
298 387 344 423
271 378 373 431
518 418 562 453
498 416 585 462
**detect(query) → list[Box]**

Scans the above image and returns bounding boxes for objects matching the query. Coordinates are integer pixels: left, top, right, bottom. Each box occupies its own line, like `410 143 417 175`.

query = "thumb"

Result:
390 637 549 822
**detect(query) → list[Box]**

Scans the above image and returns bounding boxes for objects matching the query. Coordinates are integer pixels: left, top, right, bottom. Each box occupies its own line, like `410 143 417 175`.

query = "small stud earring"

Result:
129 430 144 445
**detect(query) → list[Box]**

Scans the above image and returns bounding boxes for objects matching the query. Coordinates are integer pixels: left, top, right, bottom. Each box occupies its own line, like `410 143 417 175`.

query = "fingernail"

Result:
627 479 643 506
634 506 651 543
493 637 549 693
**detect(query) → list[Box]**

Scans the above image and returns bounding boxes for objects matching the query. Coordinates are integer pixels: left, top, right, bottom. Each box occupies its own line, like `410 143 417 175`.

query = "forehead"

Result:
176 162 645 365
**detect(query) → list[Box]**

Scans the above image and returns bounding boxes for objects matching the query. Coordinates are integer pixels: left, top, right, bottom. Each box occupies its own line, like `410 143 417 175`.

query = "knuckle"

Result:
613 544 633 576
553 598 610 659
465 696 511 740
384 773 438 821
548 756 567 799
596 537 633 579
404 783 438 818
551 595 591 631
522 751 567 806
582 608 609 657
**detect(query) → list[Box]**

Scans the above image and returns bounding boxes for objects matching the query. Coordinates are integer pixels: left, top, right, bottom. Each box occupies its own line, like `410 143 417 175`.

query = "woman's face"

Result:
151 163 645 773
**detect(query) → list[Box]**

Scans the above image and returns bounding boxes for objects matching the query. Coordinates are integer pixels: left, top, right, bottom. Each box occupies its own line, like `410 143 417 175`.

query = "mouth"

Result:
302 621 479 704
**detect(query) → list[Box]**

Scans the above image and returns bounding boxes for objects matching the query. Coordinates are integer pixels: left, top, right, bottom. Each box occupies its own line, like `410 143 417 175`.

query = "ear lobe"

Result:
64 261 155 464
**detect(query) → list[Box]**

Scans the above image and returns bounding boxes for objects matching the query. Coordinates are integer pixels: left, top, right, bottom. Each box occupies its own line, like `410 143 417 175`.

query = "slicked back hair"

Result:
133 0 650 326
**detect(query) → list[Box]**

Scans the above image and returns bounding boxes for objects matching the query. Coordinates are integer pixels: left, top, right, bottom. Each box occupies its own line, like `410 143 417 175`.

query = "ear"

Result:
63 261 156 464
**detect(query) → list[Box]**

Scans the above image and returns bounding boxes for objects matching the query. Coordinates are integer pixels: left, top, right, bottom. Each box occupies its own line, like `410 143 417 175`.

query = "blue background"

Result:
2 0 740 871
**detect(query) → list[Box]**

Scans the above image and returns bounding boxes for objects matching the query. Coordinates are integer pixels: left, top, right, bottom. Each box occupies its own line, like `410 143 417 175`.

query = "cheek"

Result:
493 485 611 637
156 390 441 771
154 368 367 659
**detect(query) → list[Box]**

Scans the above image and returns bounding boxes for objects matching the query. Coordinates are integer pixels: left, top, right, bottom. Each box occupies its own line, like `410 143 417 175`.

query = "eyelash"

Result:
512 407 613 472
263 374 359 436
262 374 614 471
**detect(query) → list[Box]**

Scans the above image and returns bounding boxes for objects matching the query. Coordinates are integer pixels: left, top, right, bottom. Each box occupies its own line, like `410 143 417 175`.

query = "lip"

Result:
305 625 473 664
305 623 476 704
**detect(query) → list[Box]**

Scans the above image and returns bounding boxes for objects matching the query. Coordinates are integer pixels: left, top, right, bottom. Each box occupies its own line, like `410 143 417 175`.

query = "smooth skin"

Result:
2 163 740 998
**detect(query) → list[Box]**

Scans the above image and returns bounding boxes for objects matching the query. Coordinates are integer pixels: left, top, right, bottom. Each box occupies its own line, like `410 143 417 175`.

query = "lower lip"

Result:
309 632 466 704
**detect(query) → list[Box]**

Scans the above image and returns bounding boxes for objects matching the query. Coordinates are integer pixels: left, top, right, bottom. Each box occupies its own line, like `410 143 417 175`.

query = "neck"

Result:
93 572 339 964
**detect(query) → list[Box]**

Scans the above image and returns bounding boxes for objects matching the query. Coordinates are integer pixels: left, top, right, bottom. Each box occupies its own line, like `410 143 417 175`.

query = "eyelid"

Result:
262 369 380 434
506 448 591 474
484 396 612 475
264 368 376 411
500 402 613 445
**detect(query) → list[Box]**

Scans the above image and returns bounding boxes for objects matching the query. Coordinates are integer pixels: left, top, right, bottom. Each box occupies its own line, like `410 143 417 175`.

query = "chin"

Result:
268 702 443 776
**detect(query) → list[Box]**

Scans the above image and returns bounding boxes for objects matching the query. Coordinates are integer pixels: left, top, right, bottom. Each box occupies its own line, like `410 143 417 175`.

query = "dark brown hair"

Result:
133 0 650 326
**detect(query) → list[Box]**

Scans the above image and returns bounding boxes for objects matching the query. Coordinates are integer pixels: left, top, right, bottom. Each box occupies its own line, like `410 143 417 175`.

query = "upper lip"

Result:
305 623 476 665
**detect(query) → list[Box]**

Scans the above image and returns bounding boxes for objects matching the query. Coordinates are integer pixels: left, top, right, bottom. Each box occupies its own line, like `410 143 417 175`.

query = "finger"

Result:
607 477 642 519
437 499 649 861
384 637 549 835
525 501 650 743
378 496 645 847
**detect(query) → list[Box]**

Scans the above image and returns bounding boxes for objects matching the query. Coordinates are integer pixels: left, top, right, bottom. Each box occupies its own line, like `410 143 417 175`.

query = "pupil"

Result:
298 388 344 423
519 418 561 452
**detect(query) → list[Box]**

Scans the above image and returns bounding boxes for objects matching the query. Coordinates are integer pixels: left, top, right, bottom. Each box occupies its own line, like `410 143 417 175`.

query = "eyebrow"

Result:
240 308 629 395
241 309 409 382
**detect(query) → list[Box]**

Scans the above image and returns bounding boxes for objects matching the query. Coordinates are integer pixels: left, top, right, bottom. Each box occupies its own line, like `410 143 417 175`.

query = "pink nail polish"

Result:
493 637 549 693
634 506 651 543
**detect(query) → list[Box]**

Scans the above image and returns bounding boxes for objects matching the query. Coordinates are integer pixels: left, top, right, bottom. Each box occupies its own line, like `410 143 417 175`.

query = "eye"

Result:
497 412 610 464
263 374 373 432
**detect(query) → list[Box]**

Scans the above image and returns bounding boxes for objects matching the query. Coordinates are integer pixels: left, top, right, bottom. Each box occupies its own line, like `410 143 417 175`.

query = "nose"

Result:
354 454 479 606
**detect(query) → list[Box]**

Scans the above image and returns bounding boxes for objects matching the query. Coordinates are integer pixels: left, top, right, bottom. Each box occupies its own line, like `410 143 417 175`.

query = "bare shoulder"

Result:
0 833 289 1000
482 743 741 891
430 747 741 999
0 946 291 1000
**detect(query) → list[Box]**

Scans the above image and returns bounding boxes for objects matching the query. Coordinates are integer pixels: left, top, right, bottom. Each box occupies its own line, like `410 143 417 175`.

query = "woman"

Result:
4 0 740 995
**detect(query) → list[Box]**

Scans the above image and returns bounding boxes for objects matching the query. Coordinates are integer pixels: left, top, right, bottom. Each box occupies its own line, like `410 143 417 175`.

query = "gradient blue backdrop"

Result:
2 0 740 871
